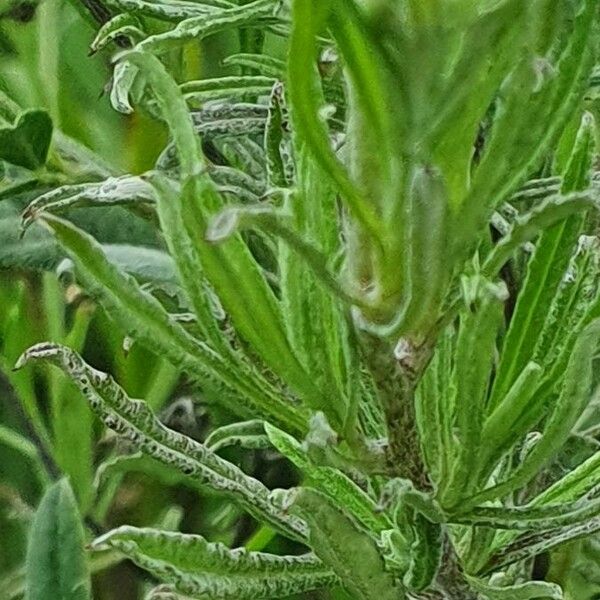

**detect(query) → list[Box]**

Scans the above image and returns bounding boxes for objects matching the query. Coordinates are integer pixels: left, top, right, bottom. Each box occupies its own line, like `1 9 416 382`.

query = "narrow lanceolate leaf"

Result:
277 146 362 428
89 14 145 53
450 489 600 531
531 235 600 369
440 281 506 509
206 203 356 308
477 361 543 479
205 420 269 451
21 177 157 230
219 138 267 180
287 0 381 244
180 76 277 104
466 576 563 600
92 527 336 598
461 318 600 511
265 423 392 534
530 448 600 507
482 190 599 278
403 514 443 593
223 53 285 78
510 176 562 204
398 165 452 337
181 175 324 412
135 0 279 55
489 91 596 411
292 488 404 600
25 479 91 600
483 516 600 574
94 452 209 492
124 49 321 412
461 0 598 255
264 82 288 188
208 166 265 198
35 213 306 432
415 326 455 485
149 173 230 353
484 448 600 558
104 0 229 22
192 116 266 138
327 0 392 159
15 344 307 541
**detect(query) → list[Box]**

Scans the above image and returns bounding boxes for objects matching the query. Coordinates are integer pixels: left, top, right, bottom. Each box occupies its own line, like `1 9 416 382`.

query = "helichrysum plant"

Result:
6 0 600 597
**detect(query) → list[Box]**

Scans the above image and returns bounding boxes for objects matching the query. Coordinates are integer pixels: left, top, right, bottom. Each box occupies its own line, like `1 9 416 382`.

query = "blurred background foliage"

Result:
0 3 305 598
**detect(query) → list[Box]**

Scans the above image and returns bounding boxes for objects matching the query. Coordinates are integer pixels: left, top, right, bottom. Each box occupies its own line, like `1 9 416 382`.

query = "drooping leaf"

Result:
91 526 336 599
467 575 563 600
15 342 307 541
21 176 157 229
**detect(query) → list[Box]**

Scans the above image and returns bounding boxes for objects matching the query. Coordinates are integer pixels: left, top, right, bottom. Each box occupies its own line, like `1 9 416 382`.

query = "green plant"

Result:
5 0 600 598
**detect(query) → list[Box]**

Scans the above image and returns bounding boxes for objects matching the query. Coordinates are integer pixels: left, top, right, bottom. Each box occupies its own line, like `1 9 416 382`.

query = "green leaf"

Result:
204 420 270 451
25 479 90 600
135 0 279 55
180 175 323 413
440 280 506 508
462 318 600 510
121 50 321 414
460 0 598 255
103 0 228 22
15 342 307 542
402 513 442 593
489 110 596 409
265 423 392 534
467 576 563 600
483 516 600 574
277 146 362 428
291 487 403 600
150 173 232 354
415 325 455 484
477 361 543 479
398 164 452 337
482 190 599 278
180 75 277 104
35 212 305 431
89 14 145 54
287 0 381 244
264 82 288 188
21 176 156 230
95 452 208 492
223 53 285 78
0 110 53 170
91 526 336 598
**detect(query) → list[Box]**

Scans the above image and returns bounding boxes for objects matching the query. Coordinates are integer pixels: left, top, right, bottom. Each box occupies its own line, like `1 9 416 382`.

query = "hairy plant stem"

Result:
362 333 433 490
